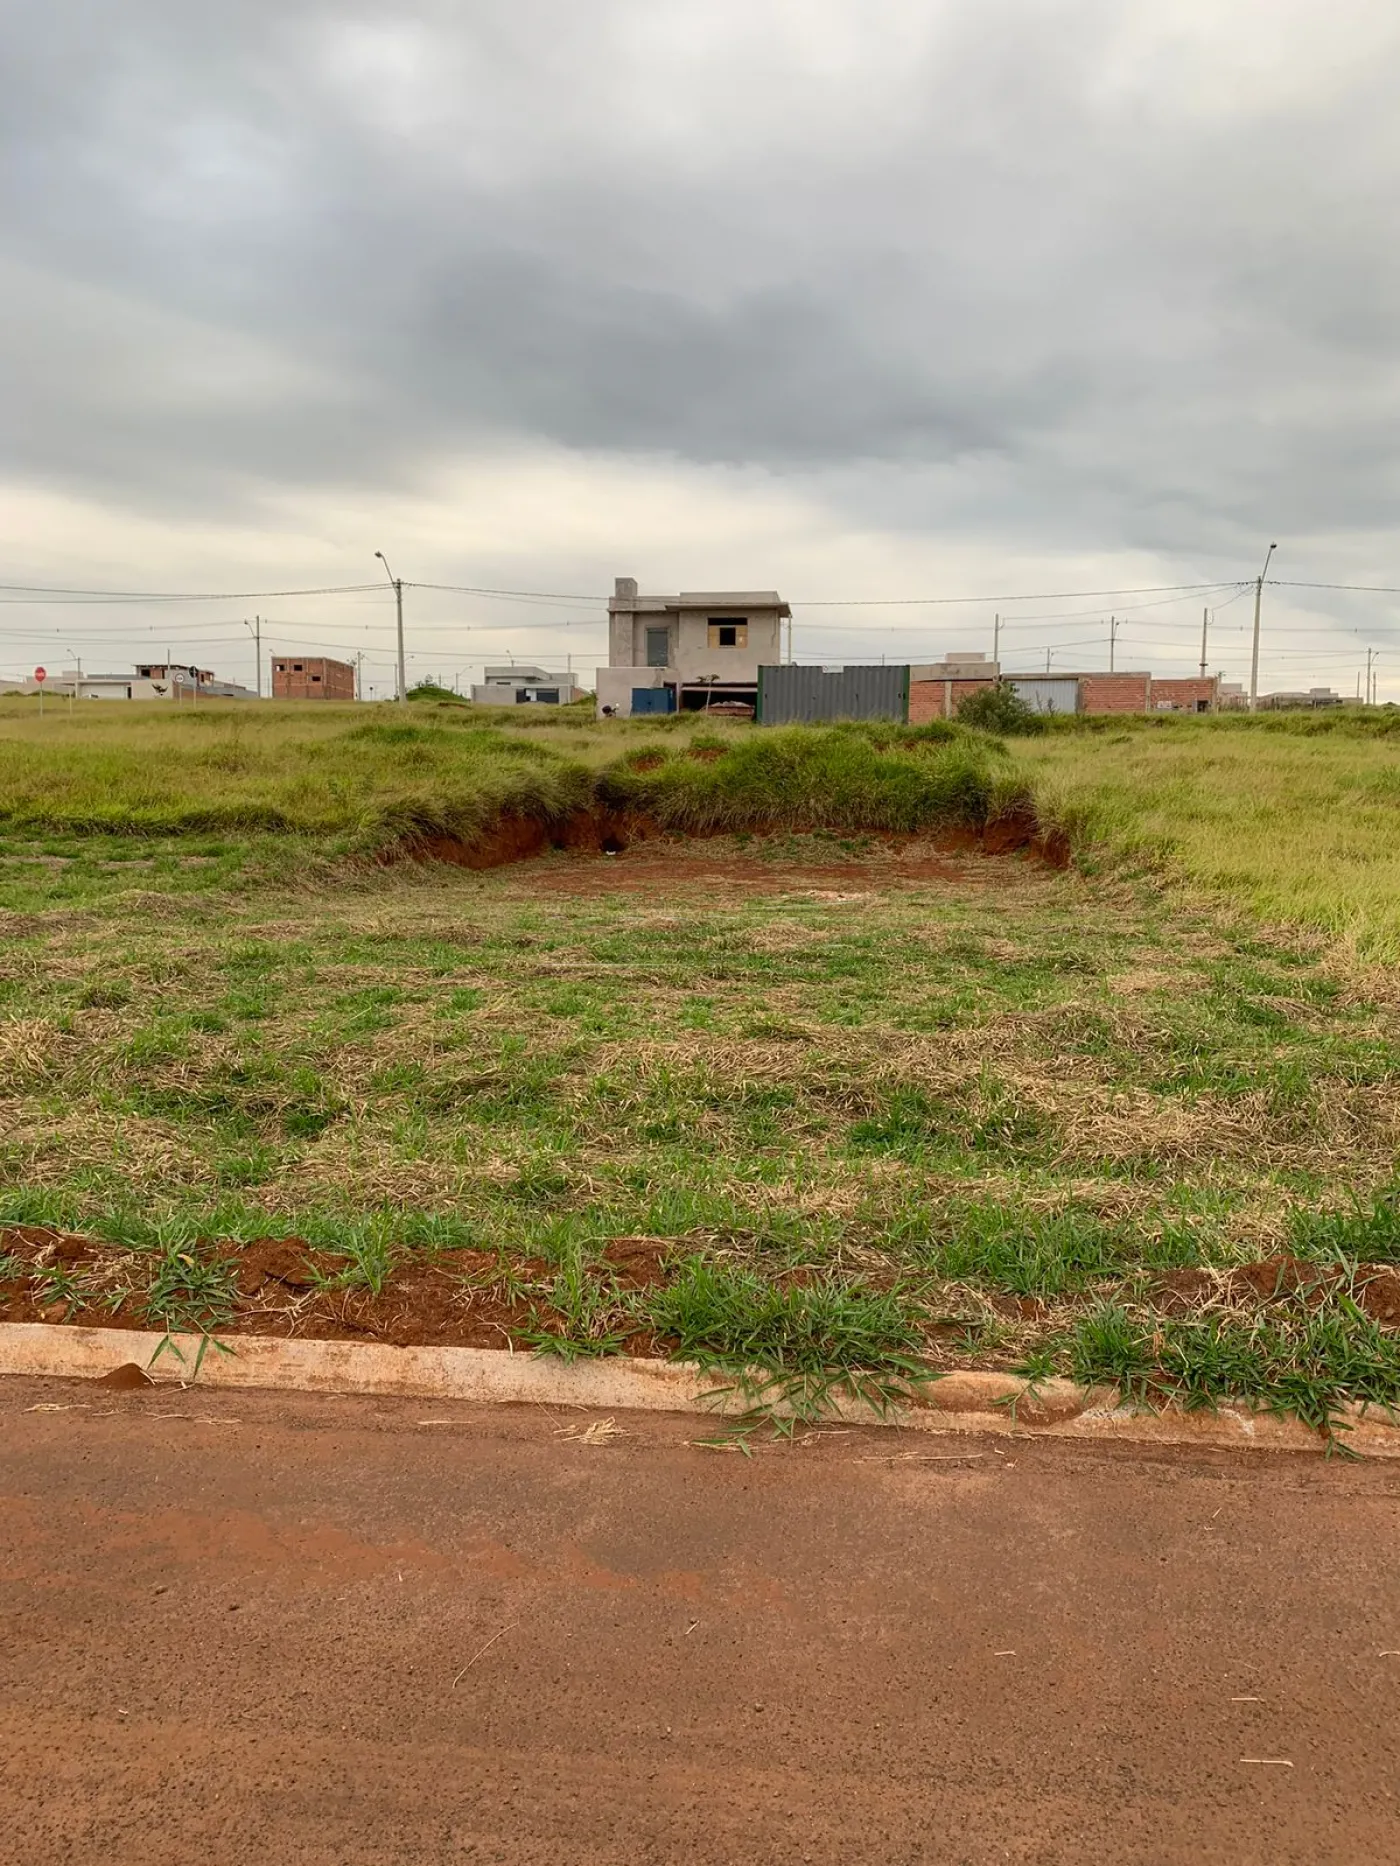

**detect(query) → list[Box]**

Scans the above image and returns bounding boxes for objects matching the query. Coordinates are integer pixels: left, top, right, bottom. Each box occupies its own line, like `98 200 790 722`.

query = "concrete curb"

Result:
3 1321 1398 1454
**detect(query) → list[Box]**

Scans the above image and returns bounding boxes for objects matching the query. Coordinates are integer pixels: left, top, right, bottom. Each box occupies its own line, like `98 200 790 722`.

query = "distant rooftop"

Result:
609 576 790 617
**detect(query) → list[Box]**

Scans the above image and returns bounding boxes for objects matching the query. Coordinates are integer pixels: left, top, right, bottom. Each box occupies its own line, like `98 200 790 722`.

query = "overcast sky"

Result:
5 0 1400 696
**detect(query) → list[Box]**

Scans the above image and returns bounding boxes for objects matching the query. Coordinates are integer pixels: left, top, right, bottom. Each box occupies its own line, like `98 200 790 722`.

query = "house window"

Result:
312 674 322 682
645 627 670 667
708 620 748 649
293 662 303 672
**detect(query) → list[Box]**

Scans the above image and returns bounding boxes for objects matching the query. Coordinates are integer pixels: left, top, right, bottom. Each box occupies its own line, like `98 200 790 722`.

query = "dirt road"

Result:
3 1378 1398 1864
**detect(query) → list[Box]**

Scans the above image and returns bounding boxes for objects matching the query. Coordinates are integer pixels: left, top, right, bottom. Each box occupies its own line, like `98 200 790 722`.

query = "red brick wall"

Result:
1077 674 1151 714
909 678 996 723
272 657 355 701
1148 677 1218 713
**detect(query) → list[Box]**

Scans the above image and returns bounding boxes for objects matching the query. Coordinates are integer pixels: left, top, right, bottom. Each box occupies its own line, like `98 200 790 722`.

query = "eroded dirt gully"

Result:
390 805 1071 877
3 1379 1399 1865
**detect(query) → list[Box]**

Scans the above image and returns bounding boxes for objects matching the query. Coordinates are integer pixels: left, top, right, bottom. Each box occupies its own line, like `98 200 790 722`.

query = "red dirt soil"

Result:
6 1225 1399 1352
388 806 1070 878
1153 1257 1400 1326
0 1227 677 1356
8 1386 1400 1863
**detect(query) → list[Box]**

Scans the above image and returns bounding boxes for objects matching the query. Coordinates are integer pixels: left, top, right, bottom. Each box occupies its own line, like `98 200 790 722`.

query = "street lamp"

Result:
1248 542 1278 712
374 552 407 702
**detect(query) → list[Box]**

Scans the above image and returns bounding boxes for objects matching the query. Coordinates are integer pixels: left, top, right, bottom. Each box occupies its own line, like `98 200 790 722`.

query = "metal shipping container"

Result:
756 664 909 725
1009 677 1080 715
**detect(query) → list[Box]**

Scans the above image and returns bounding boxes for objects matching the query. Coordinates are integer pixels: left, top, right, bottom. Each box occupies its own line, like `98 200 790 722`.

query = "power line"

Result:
1270 579 1400 595
0 575 1250 609
792 581 1247 607
0 581 386 603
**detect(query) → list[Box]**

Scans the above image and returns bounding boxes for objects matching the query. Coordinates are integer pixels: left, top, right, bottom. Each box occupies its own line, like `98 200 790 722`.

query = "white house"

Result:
595 577 791 717
470 664 583 706
3 665 255 701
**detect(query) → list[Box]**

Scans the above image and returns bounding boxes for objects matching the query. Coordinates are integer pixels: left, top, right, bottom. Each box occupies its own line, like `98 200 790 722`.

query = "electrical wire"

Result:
0 582 387 603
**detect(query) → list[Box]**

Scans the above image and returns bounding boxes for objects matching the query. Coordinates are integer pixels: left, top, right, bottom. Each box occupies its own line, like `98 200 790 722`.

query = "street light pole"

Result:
375 553 407 701
242 617 263 697
1249 542 1278 713
60 642 81 713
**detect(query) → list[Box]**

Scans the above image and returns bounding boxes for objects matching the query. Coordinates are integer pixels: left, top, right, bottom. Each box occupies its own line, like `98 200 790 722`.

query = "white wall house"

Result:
470 664 583 706
3 665 255 701
595 577 791 717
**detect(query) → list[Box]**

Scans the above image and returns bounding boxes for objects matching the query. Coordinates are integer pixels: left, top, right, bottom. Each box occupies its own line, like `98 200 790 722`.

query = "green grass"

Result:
1062 1295 1400 1438
1023 711 1400 960
2 702 1399 1433
0 702 1009 854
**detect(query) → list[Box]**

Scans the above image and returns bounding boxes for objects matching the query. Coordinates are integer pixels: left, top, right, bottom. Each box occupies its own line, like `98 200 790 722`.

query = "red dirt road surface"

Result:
3 1380 1399 1865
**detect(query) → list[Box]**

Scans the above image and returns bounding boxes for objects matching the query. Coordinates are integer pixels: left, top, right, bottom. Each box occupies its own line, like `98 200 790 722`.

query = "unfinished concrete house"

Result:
595 577 791 717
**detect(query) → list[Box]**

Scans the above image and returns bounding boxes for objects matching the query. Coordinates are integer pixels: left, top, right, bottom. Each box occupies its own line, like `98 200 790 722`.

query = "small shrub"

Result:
957 685 1047 735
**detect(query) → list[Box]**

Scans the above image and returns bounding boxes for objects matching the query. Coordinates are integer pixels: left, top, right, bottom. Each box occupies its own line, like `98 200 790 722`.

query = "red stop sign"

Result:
33 667 46 683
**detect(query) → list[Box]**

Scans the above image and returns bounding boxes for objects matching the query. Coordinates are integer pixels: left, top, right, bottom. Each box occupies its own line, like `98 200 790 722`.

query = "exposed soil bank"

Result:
6 1226 1399 1357
392 805 1070 873
0 1227 676 1355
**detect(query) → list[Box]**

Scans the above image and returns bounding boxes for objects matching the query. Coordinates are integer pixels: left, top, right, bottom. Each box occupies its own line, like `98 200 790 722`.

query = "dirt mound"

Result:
1151 1257 1400 1326
1357 1266 1400 1326
2 1224 97 1266
233 1236 343 1296
0 1227 652 1352
601 1237 677 1290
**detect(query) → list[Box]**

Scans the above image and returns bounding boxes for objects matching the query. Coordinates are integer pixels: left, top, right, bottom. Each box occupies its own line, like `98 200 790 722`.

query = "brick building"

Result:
1069 673 1217 713
907 652 1000 722
272 655 356 701
1147 676 1217 713
909 659 1217 721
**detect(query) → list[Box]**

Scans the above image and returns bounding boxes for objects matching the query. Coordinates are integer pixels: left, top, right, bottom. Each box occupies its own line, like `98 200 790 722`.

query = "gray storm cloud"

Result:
4 0 1400 583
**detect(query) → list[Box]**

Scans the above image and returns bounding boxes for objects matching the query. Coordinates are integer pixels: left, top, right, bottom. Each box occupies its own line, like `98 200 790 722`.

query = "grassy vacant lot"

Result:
1026 710 1400 961
1 702 1398 1435
0 697 1017 847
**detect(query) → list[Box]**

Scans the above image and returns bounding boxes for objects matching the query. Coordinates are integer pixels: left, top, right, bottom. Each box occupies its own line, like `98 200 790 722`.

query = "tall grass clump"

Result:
597 724 1018 835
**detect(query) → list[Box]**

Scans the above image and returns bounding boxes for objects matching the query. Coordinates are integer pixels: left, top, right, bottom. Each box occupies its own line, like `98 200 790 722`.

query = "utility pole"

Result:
1108 616 1118 674
1199 608 1209 681
375 552 407 700
354 651 364 701
992 613 1000 668
242 617 263 697
1045 648 1052 674
1249 542 1278 712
